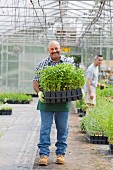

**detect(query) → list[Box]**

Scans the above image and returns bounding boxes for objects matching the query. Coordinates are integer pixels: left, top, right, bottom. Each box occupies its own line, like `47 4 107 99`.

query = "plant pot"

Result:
44 92 51 103
61 91 67 102
71 89 77 101
86 133 108 144
100 85 104 90
109 143 113 153
76 88 82 100
55 91 62 103
50 91 55 103
0 110 12 115
78 109 86 117
43 89 82 103
77 108 80 114
66 90 72 102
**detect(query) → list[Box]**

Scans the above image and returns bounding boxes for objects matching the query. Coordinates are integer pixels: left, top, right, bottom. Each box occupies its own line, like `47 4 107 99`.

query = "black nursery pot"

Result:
78 109 86 117
44 92 51 103
100 85 104 90
77 108 80 113
76 88 82 100
71 89 77 101
66 90 72 102
55 91 62 103
109 143 113 153
61 91 67 102
0 110 12 115
50 91 55 103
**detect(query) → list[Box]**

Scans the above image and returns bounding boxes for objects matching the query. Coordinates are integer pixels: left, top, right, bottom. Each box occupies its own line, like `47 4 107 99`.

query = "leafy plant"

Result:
80 97 110 135
36 63 86 92
97 86 113 98
0 104 13 111
0 93 32 104
79 116 87 131
76 98 88 111
102 102 113 144
79 89 113 144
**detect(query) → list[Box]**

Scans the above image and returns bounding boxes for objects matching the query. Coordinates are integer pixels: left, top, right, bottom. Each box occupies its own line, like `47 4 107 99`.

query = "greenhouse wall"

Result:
0 44 47 94
0 42 113 94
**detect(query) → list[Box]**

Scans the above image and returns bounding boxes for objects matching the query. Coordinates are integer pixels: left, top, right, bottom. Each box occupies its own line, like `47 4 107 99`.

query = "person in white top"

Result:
84 54 103 106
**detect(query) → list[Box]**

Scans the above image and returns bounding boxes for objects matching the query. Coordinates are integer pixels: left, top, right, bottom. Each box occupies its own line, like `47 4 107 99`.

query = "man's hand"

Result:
38 91 45 102
89 93 94 100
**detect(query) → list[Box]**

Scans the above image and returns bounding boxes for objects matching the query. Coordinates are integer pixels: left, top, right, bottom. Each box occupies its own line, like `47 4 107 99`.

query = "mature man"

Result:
33 40 73 166
84 54 103 106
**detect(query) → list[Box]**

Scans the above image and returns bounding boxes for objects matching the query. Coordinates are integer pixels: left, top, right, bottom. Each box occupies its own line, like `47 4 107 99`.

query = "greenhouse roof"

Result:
0 0 113 47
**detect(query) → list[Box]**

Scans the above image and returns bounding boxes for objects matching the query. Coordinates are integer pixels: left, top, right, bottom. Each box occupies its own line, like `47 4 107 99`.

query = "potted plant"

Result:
76 98 88 117
103 107 113 153
0 93 32 104
81 98 109 144
36 63 85 103
0 104 13 115
96 87 113 150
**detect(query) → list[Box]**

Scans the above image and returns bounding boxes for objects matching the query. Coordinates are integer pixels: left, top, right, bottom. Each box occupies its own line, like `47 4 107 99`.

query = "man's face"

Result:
48 42 61 61
95 57 103 66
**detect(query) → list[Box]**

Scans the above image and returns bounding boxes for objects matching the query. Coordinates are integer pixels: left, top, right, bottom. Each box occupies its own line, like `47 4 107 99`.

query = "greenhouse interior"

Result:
1 1 113 170
0 0 113 93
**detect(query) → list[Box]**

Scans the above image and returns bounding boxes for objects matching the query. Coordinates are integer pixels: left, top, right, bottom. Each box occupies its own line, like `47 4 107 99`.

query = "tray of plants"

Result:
44 88 82 103
0 104 13 115
37 63 85 103
86 132 108 144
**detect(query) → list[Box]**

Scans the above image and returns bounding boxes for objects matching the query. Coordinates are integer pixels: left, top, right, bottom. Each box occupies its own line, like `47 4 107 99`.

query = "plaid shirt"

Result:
33 55 73 81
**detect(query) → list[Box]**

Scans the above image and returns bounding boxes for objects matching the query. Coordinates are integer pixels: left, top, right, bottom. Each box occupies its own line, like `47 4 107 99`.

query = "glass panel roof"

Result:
0 0 113 46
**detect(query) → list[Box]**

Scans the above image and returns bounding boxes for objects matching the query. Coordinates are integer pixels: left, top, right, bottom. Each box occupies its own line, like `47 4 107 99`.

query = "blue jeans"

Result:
38 111 69 157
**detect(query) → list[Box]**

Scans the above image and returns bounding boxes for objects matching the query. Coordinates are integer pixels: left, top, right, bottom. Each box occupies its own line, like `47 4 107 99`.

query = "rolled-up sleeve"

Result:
33 63 40 81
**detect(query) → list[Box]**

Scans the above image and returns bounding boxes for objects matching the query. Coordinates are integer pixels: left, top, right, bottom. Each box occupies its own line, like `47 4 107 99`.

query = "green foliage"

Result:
76 98 88 111
102 99 113 144
80 97 110 135
0 93 32 104
36 63 86 92
78 84 113 144
79 116 87 131
0 104 13 110
97 85 113 97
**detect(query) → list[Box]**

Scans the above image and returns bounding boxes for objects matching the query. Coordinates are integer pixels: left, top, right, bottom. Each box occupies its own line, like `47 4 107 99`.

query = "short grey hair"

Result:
48 40 60 48
94 54 103 60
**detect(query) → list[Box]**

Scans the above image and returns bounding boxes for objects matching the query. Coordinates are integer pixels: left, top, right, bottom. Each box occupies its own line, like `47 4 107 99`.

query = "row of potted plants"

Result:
79 93 113 152
0 104 13 115
0 93 32 104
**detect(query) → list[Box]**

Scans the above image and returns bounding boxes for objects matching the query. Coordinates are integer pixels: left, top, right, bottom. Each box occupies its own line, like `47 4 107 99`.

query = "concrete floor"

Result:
0 98 39 170
0 98 113 170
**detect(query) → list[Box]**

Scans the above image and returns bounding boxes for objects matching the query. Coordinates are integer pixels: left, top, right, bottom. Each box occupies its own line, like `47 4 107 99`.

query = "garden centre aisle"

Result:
0 98 40 170
0 98 113 170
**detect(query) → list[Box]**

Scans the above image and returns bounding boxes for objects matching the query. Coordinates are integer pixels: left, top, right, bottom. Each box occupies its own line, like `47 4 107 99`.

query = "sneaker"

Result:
56 155 64 164
38 156 48 166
